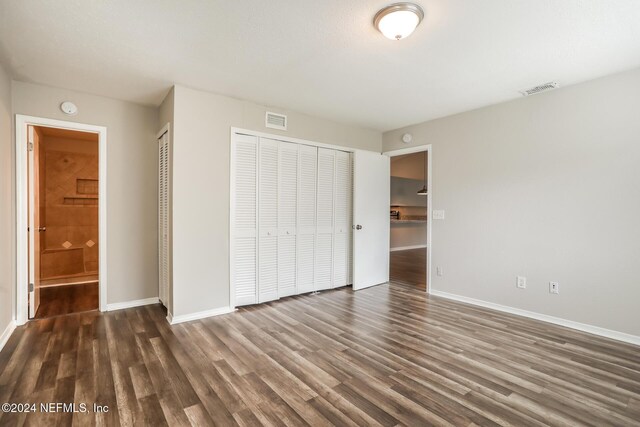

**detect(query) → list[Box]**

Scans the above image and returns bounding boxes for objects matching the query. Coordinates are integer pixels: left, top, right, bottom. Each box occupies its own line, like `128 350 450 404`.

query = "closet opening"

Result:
388 147 431 291
26 126 100 318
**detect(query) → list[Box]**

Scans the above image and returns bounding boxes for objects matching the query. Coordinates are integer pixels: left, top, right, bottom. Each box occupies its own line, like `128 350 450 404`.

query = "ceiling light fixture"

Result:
374 3 424 41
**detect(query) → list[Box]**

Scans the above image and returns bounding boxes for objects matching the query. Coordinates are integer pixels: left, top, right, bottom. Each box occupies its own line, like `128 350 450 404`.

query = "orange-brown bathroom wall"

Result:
40 131 99 280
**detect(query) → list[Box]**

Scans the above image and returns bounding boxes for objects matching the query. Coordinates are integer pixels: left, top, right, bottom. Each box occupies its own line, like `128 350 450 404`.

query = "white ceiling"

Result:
1 1 640 132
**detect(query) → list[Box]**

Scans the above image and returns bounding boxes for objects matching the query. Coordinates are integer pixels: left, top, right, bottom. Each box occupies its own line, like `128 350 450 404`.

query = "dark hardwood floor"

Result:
390 248 427 290
35 282 99 319
1 283 639 426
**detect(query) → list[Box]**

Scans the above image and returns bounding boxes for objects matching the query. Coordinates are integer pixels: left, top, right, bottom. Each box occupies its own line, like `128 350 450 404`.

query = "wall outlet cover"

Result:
516 276 527 289
436 266 443 276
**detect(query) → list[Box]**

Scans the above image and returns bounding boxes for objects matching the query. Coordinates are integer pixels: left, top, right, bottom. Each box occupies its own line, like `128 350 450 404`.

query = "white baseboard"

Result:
106 297 160 311
390 244 428 252
429 290 640 346
0 320 17 353
167 306 236 325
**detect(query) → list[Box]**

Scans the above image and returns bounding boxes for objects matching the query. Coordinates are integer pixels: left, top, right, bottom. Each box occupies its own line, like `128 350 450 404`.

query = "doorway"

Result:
16 115 108 325
28 126 99 318
385 145 432 291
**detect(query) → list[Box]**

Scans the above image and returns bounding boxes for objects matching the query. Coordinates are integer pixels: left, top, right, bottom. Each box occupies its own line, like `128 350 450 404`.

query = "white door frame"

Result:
383 144 433 293
15 115 108 324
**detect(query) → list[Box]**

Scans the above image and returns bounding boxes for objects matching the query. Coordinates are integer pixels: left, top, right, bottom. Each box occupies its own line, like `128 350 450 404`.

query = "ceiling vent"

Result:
265 112 287 131
520 82 559 97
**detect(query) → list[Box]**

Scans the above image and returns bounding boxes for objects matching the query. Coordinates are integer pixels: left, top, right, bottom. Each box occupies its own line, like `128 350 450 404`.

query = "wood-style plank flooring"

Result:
390 248 427 290
35 282 99 319
1 283 639 426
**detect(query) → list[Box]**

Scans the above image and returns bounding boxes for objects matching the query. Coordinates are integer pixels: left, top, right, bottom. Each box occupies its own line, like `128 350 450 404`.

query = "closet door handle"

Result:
355 224 363 230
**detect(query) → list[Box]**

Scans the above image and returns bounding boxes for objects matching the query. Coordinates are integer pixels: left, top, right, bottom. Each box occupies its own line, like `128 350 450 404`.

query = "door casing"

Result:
15 115 108 325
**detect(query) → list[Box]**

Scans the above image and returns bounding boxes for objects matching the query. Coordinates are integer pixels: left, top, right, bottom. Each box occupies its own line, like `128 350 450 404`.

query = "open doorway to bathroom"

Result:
389 150 429 290
27 125 99 318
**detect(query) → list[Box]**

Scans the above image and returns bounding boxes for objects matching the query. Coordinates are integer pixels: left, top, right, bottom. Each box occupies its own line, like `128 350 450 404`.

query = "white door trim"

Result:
383 144 432 293
231 127 358 153
15 115 108 325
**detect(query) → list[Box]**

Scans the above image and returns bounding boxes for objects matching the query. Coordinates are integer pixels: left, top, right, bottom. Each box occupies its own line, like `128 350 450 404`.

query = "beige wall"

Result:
0 62 13 337
391 152 427 181
383 68 640 336
169 85 381 316
390 176 427 249
12 81 159 305
390 224 427 249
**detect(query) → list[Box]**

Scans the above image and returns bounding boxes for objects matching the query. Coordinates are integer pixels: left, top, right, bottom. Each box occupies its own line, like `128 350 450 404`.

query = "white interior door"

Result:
296 145 317 294
158 131 170 306
278 141 298 297
27 125 41 318
233 134 258 306
352 150 390 290
332 150 351 288
315 148 335 291
258 138 279 303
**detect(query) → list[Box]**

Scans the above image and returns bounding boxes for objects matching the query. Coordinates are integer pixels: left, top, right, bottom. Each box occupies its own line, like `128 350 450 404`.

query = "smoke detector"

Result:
60 101 78 116
520 82 559 97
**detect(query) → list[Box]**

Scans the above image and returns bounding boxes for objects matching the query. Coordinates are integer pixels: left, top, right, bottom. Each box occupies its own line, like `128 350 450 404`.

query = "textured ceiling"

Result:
1 1 640 131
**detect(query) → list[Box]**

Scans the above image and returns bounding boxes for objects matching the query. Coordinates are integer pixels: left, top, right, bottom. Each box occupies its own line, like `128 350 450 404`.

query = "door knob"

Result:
355 224 363 230
37 227 46 232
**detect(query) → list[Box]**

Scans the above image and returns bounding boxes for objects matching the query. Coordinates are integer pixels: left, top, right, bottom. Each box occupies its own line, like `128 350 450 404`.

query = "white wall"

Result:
12 81 159 305
0 62 14 342
167 85 382 317
383 68 640 336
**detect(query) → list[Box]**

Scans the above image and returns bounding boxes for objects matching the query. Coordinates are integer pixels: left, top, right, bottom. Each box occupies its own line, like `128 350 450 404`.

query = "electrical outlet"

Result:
549 281 559 294
436 266 443 277
516 276 527 289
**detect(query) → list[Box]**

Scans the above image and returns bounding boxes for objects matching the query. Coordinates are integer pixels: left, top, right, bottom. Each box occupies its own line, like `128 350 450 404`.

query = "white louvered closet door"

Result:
315 148 335 291
158 132 170 306
333 151 351 288
296 145 317 294
258 138 279 303
233 134 258 306
278 142 298 297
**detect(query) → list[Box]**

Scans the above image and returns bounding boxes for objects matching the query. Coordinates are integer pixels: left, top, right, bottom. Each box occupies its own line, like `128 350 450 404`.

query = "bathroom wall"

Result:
40 131 99 282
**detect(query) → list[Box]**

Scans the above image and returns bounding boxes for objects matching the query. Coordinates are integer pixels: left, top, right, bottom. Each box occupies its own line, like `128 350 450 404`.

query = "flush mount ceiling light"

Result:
374 3 424 41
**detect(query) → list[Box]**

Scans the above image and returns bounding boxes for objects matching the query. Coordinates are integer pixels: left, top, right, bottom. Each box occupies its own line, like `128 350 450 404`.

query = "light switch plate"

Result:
432 210 445 220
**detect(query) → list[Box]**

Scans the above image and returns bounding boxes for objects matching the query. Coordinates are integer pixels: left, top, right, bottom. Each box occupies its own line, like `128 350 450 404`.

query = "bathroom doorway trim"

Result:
15 115 108 324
